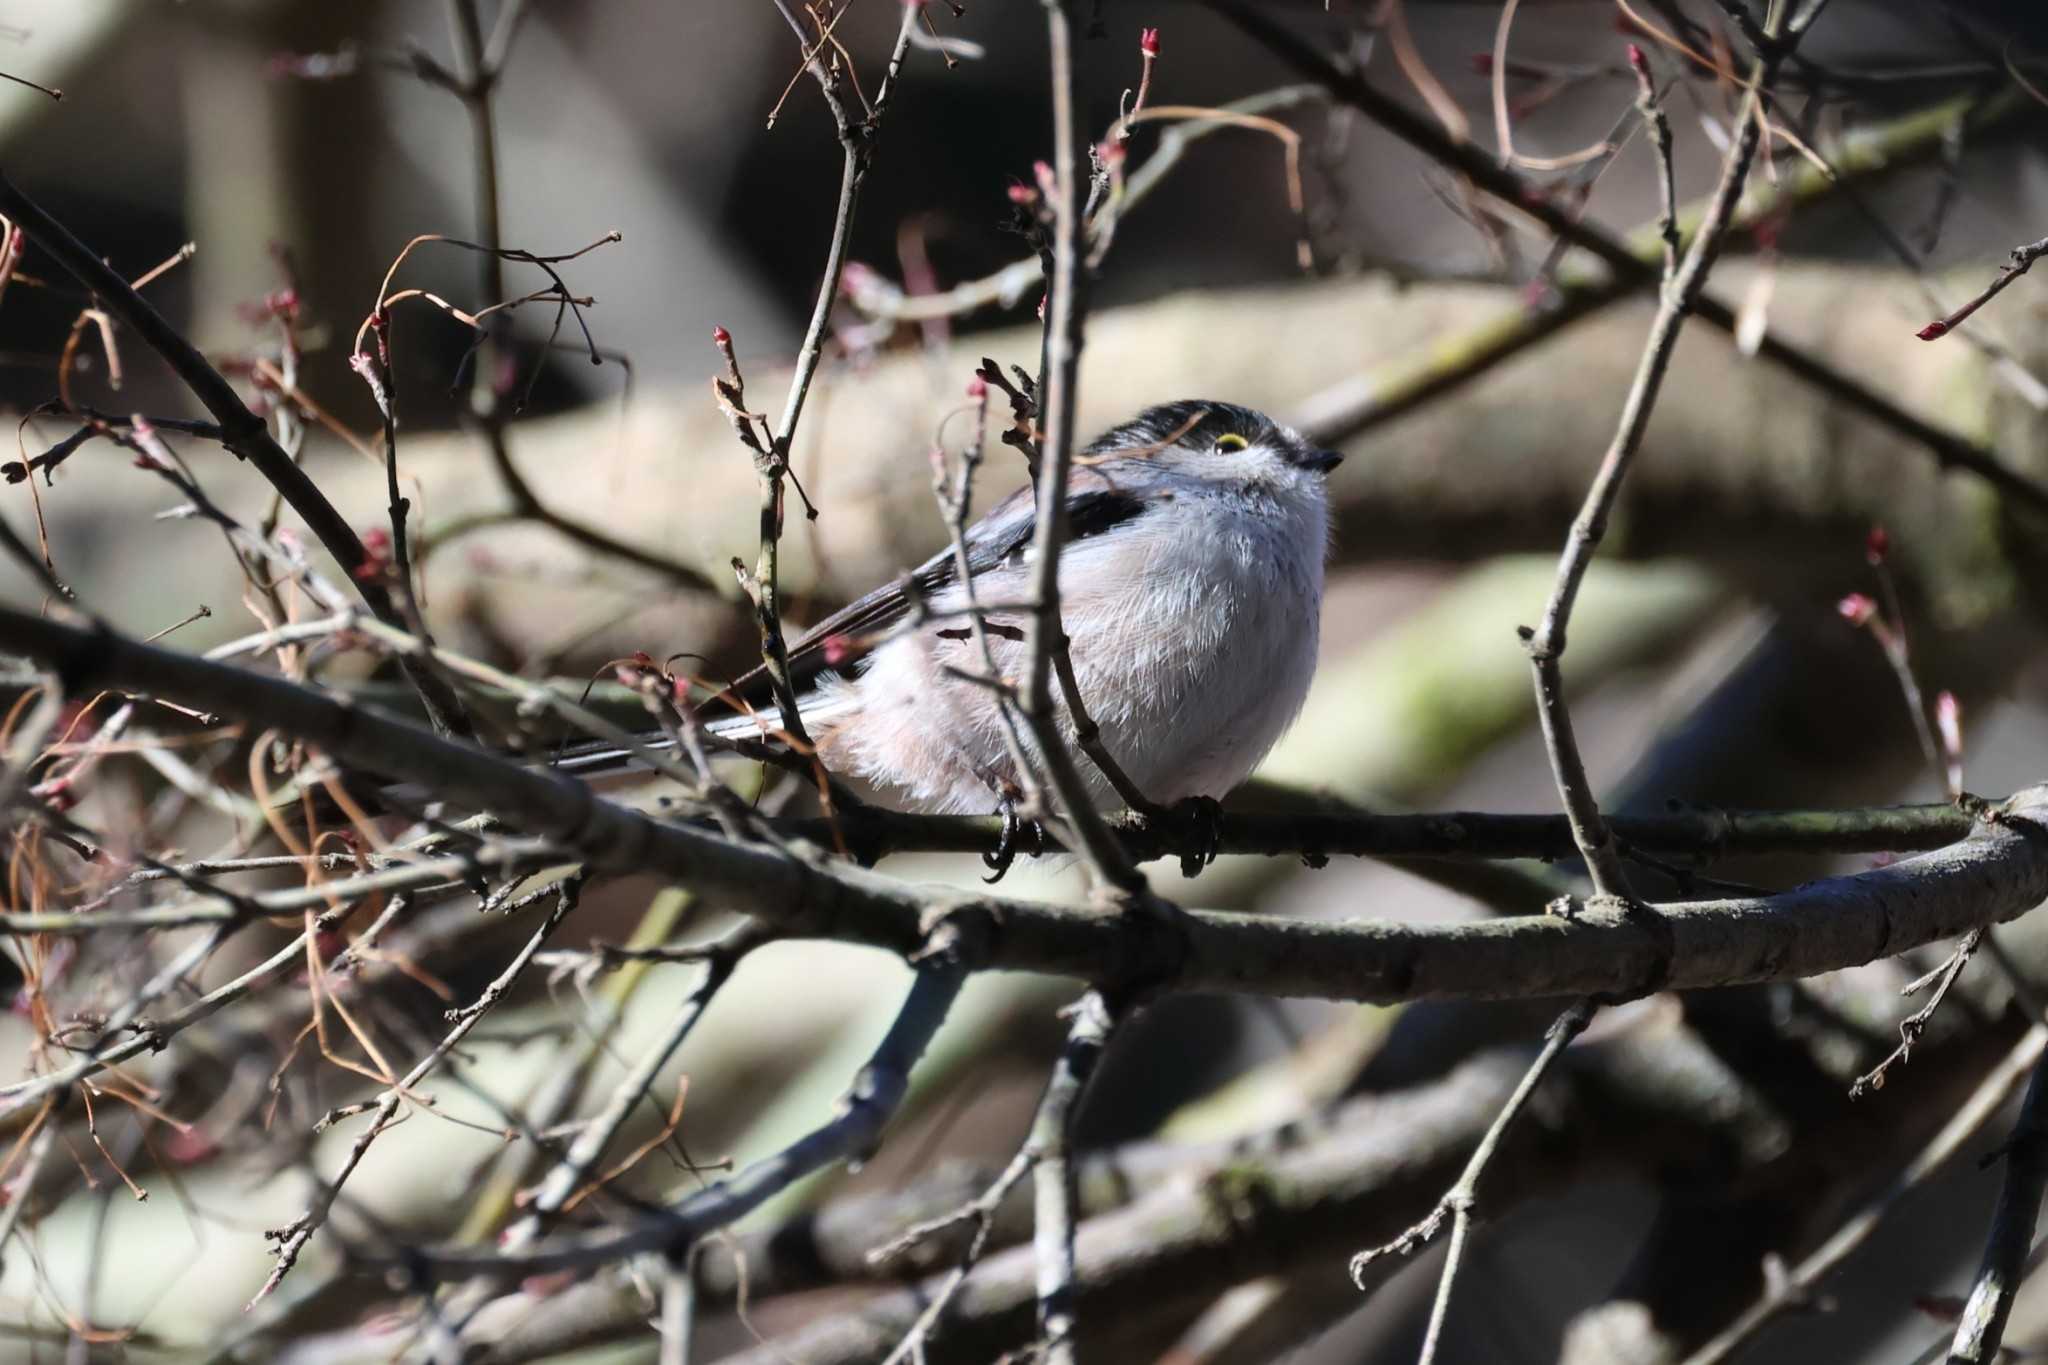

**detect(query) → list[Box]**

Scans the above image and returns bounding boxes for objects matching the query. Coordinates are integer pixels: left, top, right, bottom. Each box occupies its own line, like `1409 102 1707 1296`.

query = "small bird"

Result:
573 400 1339 830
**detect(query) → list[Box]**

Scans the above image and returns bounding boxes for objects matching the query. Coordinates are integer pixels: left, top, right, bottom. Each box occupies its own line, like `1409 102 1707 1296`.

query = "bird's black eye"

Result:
1214 433 1249 453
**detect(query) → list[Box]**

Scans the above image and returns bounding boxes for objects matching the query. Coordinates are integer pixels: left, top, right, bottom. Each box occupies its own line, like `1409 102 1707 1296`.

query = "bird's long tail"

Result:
547 688 854 780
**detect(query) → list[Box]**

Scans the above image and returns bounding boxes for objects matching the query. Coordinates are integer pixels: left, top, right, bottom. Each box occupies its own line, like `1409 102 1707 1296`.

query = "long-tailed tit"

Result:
573 400 1340 821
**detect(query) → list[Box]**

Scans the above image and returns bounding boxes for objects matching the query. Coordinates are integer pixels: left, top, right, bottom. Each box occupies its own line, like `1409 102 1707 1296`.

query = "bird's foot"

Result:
983 791 1047 884
1164 795 1223 879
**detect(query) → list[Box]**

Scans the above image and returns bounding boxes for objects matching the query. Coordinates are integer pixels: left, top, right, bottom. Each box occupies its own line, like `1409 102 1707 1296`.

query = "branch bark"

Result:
5 611 2044 1016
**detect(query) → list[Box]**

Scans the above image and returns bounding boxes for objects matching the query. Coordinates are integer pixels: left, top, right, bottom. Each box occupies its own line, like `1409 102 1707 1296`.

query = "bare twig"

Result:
1013 0 1149 899
1524 10 1787 902
0 171 473 736
1849 926 1985 1098
929 384 1046 831
743 2 922 743
1350 999 1595 1362
1205 4 2048 521
499 919 776 1250
1683 1023 2048 1364
1033 989 1118 1365
1917 234 2048 341
841 86 1326 325
252 874 586 1303
1944 1054 2048 1363
404 3 716 593
371 960 966 1278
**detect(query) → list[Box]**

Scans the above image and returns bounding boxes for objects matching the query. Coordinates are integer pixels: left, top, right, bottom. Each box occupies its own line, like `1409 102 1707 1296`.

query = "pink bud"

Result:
822 634 854 667
1837 593 1878 627
1139 27 1160 56
839 261 877 295
1936 691 1963 796
1626 43 1649 77
1006 183 1038 205
712 325 731 346
1916 320 1949 341
966 374 987 399
1865 525 1889 565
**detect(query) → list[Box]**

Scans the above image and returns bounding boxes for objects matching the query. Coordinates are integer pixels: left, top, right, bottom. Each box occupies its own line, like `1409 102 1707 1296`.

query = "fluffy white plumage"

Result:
706 400 1338 815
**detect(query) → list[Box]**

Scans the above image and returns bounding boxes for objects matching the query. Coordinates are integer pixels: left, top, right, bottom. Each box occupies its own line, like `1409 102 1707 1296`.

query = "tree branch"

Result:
0 170 474 736
1205 3 2048 521
3 608 2045 1016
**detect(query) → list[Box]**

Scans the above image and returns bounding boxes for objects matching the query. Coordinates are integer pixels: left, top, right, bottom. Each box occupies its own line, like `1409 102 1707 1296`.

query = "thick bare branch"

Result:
2 610 2044 1019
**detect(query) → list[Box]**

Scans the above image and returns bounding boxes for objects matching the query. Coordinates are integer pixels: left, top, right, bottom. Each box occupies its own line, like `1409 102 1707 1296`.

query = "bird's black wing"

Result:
708 480 1148 713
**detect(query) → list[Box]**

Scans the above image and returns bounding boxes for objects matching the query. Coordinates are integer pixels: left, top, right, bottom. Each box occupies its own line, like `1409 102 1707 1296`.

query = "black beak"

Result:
1300 449 1344 474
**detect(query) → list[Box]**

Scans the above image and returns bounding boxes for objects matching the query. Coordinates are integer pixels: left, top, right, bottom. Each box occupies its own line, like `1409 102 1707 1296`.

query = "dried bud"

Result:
1864 524 1889 565
1139 27 1160 56
1469 53 1495 75
1836 593 1878 627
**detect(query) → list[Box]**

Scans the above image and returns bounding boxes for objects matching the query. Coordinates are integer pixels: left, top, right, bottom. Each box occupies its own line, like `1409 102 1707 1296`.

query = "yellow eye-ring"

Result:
1214 433 1249 453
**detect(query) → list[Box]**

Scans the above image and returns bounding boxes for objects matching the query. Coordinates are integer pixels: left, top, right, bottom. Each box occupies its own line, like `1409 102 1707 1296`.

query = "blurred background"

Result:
4 2 2048 1362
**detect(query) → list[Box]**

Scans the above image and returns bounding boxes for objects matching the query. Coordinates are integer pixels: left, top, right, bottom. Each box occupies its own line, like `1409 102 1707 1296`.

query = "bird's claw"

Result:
1169 795 1223 878
983 793 1046 883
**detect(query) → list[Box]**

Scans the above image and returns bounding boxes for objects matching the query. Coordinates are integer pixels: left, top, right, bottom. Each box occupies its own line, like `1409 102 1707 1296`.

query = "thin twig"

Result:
1849 926 1984 1099
1204 4 2048 521
367 961 966 1278
1350 998 1594 1364
1944 1054 2048 1363
1683 1022 2048 1364
1918 234 2048 341
499 919 775 1251
743 2 921 744
1523 10 1788 902
1032 989 1118 1365
1014 0 1149 899
252 874 586 1303
0 172 474 736
406 3 715 592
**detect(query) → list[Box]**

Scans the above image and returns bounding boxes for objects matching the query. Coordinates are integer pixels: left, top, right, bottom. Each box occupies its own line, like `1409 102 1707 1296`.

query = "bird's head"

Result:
1083 400 1343 487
